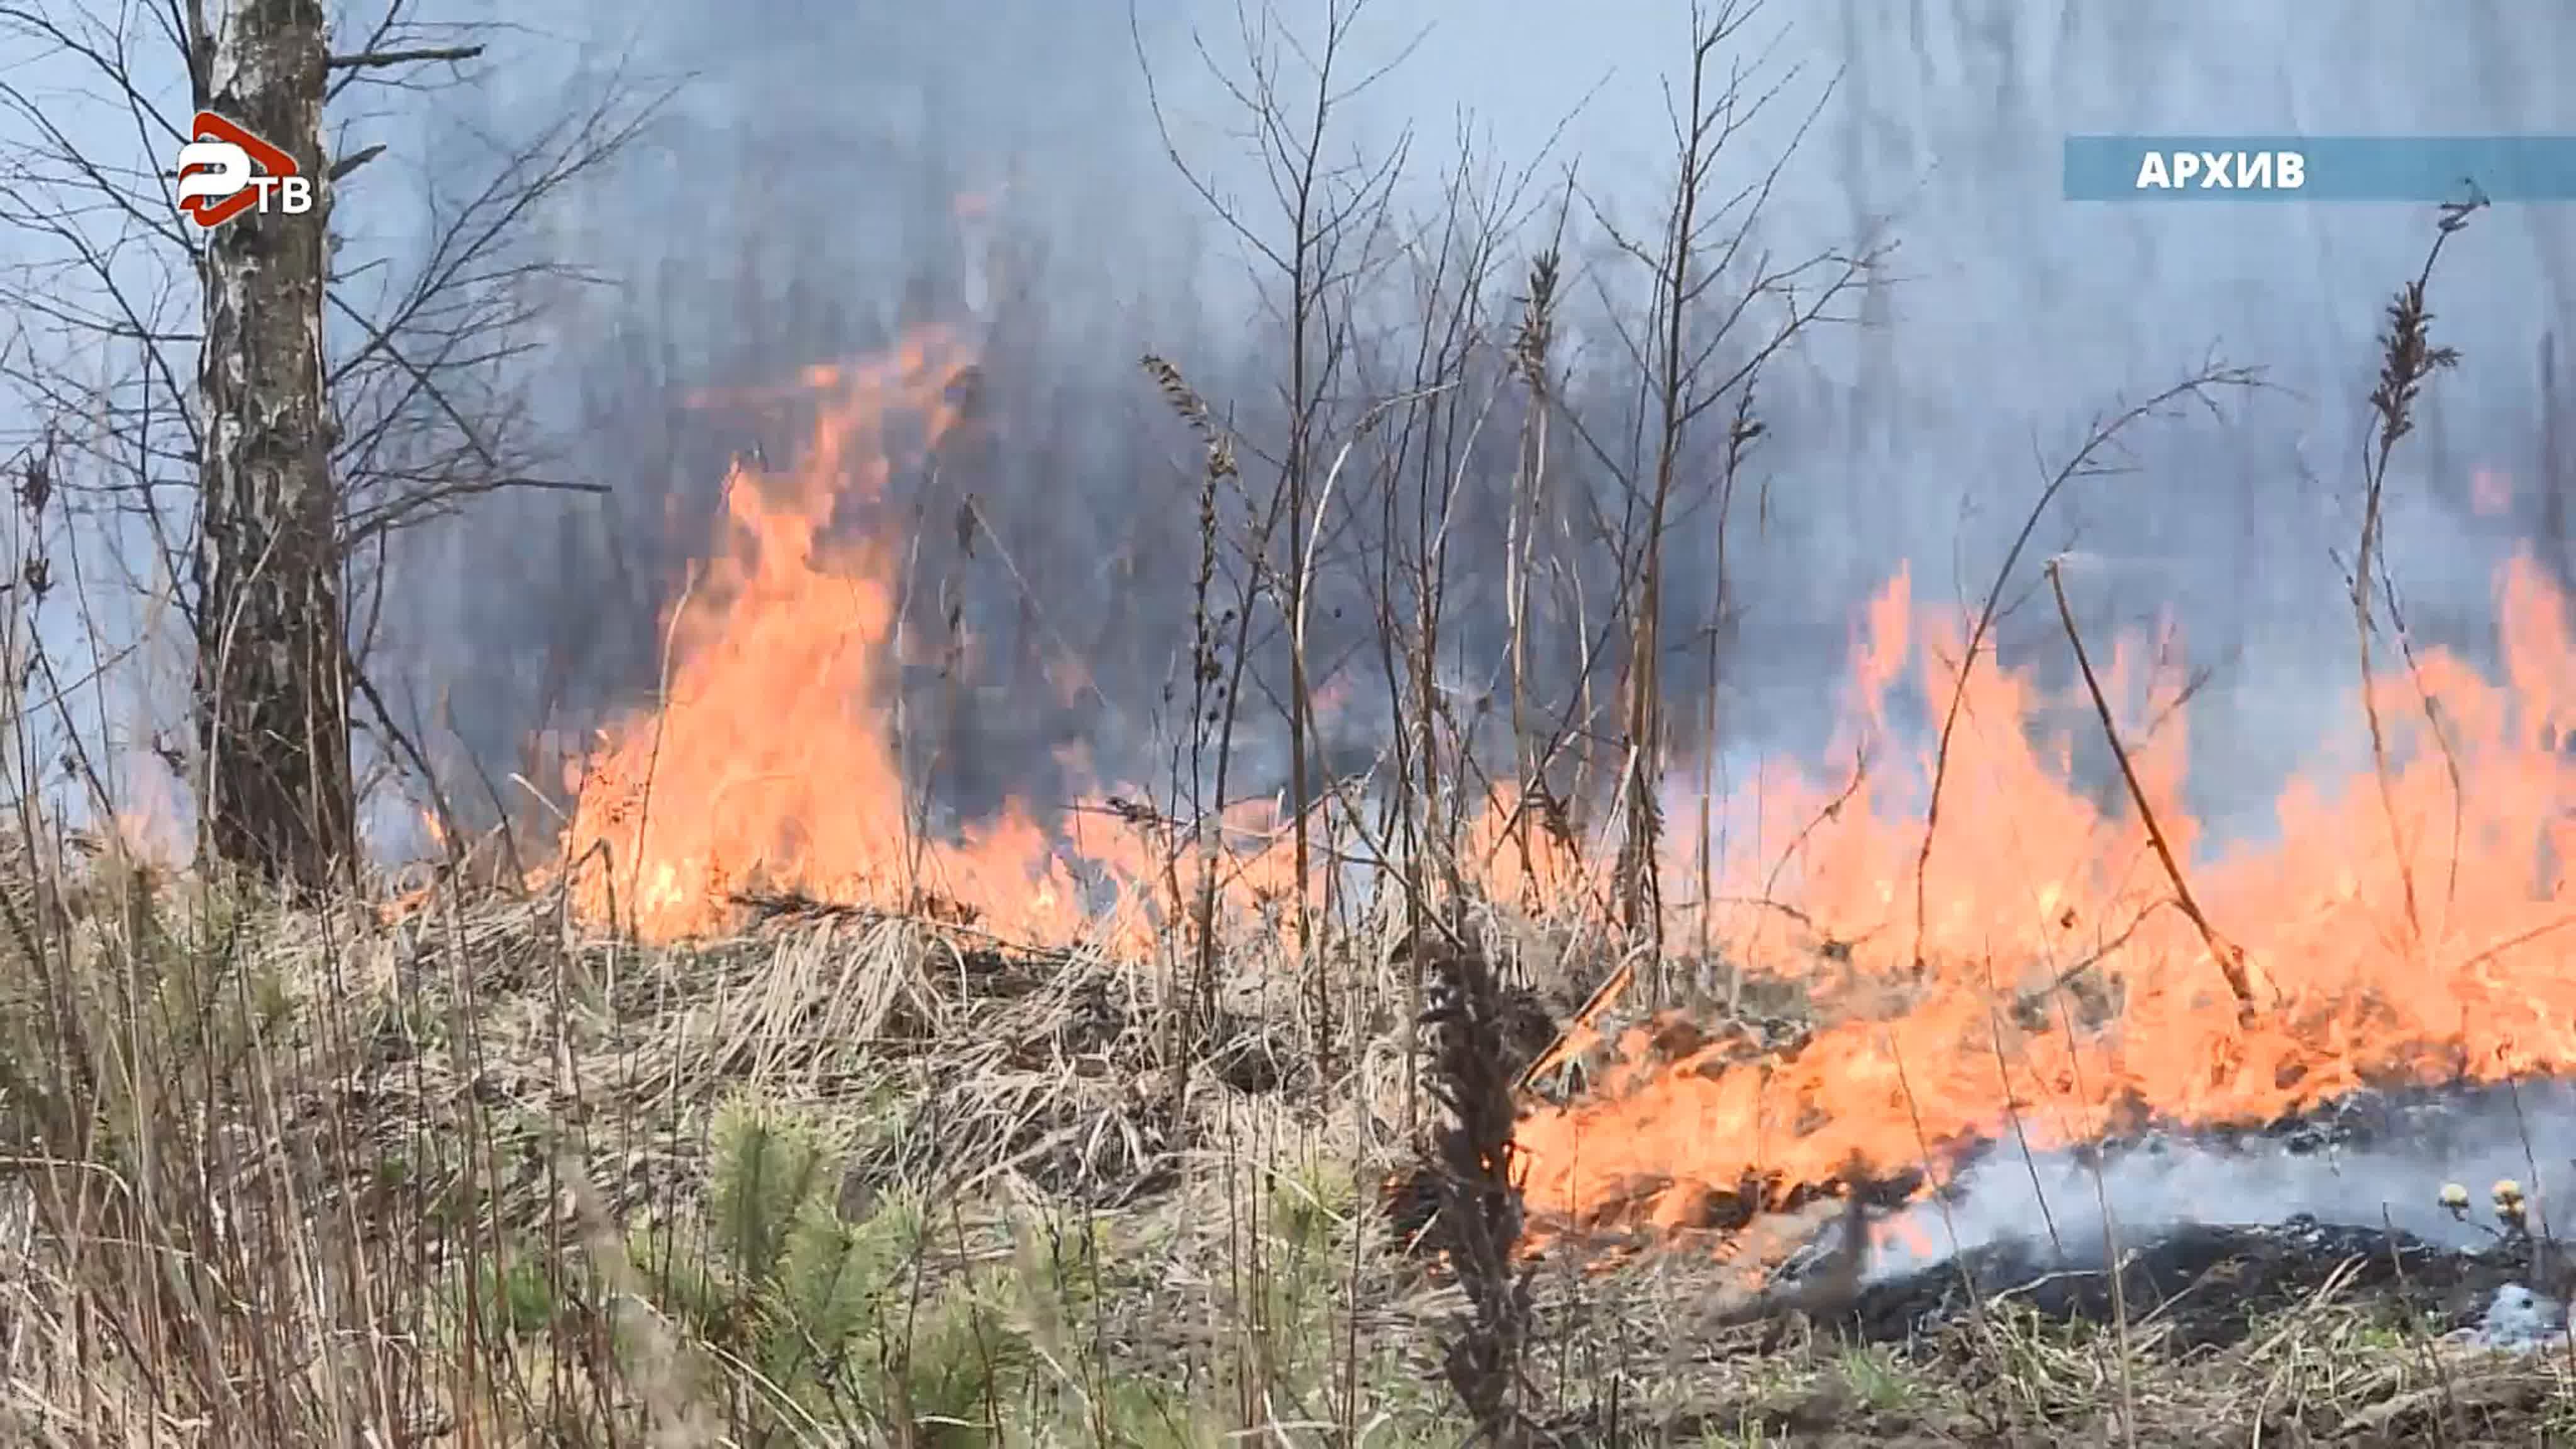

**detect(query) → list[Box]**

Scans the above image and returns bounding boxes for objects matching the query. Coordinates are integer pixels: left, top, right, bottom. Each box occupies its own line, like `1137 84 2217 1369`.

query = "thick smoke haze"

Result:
389 0 2572 862
3 2 2565 860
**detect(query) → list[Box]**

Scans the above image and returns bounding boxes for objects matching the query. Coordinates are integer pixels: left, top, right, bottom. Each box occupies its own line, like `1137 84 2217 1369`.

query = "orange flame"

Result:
555 327 1308 952
553 325 2576 1256
1515 554 2576 1241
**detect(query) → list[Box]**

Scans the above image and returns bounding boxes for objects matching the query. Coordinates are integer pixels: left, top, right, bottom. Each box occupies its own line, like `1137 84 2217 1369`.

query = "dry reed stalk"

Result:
2352 199 2481 956
1506 244 1561 911
1420 923 1533 1444
2045 559 2255 1019
1141 350 1236 1109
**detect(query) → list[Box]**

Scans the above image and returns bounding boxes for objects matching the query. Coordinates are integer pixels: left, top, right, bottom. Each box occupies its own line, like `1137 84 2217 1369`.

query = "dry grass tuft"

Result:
0 811 2561 1446
1418 922 1535 1442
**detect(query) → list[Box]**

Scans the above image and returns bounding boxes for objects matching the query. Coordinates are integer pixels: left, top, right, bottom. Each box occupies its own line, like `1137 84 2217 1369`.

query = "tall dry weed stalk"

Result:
2352 196 2482 953
1504 244 1560 909
1599 0 1882 1001
1420 924 1533 1444
1141 350 1237 1107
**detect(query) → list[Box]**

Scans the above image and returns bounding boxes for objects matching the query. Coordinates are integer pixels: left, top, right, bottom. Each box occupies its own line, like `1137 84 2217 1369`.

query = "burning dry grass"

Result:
0 122 2557 1441
0 850 2566 1446
513 205 2576 1287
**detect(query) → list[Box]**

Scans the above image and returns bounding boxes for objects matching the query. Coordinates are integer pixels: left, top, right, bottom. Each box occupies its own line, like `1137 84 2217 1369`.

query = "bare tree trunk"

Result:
193 0 353 889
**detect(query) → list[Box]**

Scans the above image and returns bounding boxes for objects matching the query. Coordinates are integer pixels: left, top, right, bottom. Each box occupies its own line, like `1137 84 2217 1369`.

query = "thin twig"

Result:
2046 559 2255 1021
1911 364 2261 974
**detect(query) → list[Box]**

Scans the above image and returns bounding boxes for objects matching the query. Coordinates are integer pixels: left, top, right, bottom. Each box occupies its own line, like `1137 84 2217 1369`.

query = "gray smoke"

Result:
1867 1082 2576 1278
375 0 2573 860
1 3 2560 857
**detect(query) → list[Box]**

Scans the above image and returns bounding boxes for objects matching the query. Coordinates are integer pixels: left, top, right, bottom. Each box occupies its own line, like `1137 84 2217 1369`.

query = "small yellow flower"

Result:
2493 1179 2531 1234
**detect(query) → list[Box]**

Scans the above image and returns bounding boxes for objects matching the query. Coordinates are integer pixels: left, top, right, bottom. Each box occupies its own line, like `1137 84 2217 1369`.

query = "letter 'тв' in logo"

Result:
176 111 302 228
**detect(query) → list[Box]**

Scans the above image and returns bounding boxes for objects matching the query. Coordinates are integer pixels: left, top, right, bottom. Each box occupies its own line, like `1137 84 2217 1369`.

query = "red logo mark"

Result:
179 111 300 229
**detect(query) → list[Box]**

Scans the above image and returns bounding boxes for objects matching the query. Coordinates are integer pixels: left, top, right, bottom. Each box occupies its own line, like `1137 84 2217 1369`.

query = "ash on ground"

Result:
1777 1213 2567 1349
1762 1080 2576 1349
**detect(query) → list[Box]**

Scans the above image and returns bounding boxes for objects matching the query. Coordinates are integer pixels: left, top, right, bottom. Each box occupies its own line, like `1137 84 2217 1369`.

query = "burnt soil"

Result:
1828 1214 2564 1349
